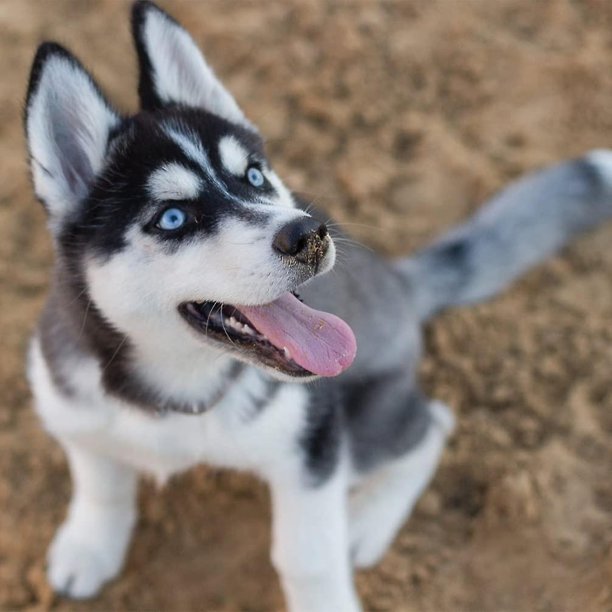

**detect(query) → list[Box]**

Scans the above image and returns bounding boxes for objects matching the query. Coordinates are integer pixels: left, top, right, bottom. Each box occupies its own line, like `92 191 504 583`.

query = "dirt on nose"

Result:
306 234 327 268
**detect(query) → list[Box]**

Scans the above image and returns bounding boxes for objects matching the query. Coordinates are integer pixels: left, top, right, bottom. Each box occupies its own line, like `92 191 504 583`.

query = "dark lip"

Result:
177 299 314 378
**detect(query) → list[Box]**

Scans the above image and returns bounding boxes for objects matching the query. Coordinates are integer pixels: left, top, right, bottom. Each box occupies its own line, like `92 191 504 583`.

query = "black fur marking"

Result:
54 108 271 260
435 238 470 263
299 381 342 486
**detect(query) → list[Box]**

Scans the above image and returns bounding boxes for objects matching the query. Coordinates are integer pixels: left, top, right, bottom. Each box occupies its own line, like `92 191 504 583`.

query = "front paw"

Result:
47 522 126 599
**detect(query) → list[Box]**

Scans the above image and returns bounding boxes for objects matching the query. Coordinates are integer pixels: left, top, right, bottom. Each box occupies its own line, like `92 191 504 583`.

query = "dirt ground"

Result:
1 0 612 610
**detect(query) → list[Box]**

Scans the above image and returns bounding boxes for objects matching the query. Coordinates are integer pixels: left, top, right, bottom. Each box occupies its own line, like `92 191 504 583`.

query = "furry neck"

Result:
41 260 245 415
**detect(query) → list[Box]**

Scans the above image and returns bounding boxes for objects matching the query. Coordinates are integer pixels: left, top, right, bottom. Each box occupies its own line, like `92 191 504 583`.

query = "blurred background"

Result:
1 0 612 610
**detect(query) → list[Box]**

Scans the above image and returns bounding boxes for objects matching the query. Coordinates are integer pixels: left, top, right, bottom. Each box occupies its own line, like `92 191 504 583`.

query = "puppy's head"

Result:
24 1 355 381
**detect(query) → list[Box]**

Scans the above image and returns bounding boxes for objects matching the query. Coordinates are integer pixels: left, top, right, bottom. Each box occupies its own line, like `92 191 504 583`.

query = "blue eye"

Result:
246 166 265 188
157 207 187 231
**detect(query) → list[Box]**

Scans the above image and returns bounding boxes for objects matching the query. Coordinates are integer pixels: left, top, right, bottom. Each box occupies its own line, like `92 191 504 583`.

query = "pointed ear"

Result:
24 43 120 223
131 1 252 128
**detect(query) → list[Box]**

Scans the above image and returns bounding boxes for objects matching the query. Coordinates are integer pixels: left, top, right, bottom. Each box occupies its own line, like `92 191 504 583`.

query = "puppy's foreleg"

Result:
349 400 455 568
270 468 360 612
47 442 138 599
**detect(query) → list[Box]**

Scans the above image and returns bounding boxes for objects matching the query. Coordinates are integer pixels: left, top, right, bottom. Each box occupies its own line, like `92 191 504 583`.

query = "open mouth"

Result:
178 291 356 378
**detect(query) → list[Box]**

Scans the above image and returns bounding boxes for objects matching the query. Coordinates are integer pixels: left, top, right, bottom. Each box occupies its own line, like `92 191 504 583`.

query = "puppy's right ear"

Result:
24 43 120 224
131 1 252 129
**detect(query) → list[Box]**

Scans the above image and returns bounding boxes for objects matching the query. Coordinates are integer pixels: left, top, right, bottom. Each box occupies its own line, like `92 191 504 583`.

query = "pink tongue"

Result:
239 293 356 377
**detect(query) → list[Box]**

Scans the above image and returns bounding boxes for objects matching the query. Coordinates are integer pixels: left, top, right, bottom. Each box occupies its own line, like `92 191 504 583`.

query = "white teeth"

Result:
223 315 257 336
187 304 260 338
283 347 291 359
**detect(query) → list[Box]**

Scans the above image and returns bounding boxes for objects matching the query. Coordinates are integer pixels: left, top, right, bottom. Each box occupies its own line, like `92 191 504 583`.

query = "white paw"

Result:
47 522 125 599
350 519 390 569
349 477 402 569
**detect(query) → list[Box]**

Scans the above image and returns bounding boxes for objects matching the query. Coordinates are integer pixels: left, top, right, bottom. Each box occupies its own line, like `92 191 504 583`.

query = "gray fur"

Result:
300 151 612 472
398 152 612 321
343 376 432 473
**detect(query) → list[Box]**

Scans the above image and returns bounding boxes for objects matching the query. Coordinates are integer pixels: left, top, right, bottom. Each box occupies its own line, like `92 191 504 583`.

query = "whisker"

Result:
103 337 127 372
205 301 218 338
77 298 92 340
67 286 88 308
220 307 239 350
326 221 388 232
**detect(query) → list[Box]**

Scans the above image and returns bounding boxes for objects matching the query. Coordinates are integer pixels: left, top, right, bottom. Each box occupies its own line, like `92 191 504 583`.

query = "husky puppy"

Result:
24 1 612 609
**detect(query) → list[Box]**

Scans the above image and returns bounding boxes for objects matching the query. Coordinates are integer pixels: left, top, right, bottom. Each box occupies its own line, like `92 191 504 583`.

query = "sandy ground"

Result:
1 0 612 610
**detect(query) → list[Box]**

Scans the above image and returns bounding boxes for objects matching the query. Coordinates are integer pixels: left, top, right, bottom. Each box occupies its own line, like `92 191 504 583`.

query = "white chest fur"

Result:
28 338 309 484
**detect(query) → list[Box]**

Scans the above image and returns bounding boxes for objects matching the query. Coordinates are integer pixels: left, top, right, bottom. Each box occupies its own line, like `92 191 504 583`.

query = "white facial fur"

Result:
266 169 299 208
84 205 335 388
85 207 333 333
147 163 202 201
218 135 249 176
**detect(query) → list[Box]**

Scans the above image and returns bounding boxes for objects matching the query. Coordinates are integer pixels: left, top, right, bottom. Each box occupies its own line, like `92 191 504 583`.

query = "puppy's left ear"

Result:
131 1 253 129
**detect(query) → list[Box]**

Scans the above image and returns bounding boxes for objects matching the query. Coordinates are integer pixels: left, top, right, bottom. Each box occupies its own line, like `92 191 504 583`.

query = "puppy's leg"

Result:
350 400 454 568
47 442 138 599
270 467 360 612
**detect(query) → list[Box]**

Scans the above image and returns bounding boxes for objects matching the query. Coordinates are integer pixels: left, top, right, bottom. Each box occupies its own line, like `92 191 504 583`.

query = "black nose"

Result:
273 217 329 266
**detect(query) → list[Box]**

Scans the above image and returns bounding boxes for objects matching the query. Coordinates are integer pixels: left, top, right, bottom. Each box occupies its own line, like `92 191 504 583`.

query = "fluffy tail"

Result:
396 150 612 321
